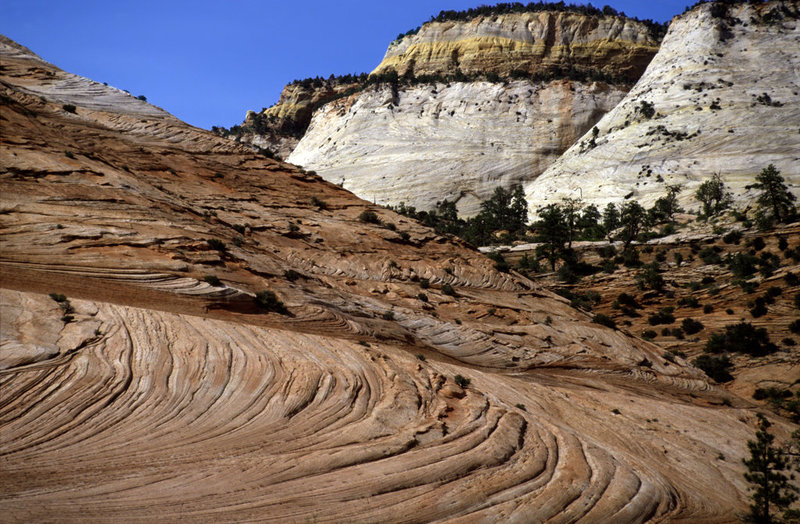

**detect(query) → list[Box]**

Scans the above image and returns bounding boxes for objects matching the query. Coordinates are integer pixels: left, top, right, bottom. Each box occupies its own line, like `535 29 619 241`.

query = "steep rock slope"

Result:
526 1 800 212
289 79 625 214
277 9 661 215
0 36 790 522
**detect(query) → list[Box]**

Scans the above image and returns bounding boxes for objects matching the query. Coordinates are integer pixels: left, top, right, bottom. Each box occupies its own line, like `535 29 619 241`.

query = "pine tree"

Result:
753 164 796 225
695 173 731 217
742 414 798 523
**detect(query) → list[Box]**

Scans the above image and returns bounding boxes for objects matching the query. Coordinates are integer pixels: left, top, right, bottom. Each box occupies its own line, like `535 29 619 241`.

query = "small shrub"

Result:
49 293 67 303
678 296 700 308
254 290 288 314
62 104 76 113
642 329 657 340
204 275 222 286
358 210 381 224
765 286 782 298
699 247 722 265
785 272 799 287
705 322 777 356
284 269 301 282
207 238 227 252
777 237 788 251
382 310 395 321
417 292 428 302
722 230 742 244
232 224 246 235
489 252 510 273
516 403 526 411
789 319 800 334
682 317 704 335
419 278 430 289
61 314 74 323
309 196 329 210
611 408 621 415
703 304 714 314
693 354 733 383
454 374 471 388
749 298 768 318
592 314 617 329
400 231 411 241
782 337 796 346
648 307 675 326
441 284 457 297
416 354 426 361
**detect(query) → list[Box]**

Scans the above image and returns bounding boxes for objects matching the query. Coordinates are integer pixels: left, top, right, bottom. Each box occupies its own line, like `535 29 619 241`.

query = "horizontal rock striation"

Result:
0 34 783 522
289 79 626 215
526 1 800 212
375 11 661 82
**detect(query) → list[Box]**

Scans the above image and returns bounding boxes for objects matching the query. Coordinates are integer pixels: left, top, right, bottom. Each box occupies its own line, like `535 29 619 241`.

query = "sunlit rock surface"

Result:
0 34 787 523
526 1 800 212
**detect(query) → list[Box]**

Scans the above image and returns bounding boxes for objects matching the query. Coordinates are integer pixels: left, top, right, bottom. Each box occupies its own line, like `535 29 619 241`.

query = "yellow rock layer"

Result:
372 36 658 81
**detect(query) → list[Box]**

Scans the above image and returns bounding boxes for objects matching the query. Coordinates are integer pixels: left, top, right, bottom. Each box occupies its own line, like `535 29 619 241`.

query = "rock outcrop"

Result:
526 1 800 212
289 79 626 215
285 9 662 215
374 10 661 81
0 34 788 522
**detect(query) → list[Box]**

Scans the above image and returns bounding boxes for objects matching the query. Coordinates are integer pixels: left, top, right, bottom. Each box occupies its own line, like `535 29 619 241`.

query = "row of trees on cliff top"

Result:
393 2 668 41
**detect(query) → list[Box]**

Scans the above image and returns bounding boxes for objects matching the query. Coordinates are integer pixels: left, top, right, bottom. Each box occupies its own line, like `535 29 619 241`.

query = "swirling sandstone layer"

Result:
0 35 788 522
374 11 660 81
526 1 800 212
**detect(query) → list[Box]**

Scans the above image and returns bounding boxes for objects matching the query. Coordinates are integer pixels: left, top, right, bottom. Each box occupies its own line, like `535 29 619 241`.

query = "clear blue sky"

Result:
1 1 694 130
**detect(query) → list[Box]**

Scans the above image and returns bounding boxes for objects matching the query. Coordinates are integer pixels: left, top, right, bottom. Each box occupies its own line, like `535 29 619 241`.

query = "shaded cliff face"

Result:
375 11 661 82
0 36 774 521
289 79 626 215
526 1 800 212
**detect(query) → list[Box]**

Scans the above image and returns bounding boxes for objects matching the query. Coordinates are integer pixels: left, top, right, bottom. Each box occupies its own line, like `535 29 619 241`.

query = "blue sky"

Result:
2 1 694 130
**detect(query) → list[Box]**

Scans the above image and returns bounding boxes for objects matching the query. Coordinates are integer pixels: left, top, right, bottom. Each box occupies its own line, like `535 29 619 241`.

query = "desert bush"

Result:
62 104 76 113
648 307 675 325
207 238 227 252
204 275 221 286
454 374 471 388
441 283 457 296
705 322 777 356
382 310 395 321
284 269 301 281
592 314 617 329
255 290 288 314
682 317 704 335
358 210 381 224
417 293 428 302
310 196 328 210
693 355 733 383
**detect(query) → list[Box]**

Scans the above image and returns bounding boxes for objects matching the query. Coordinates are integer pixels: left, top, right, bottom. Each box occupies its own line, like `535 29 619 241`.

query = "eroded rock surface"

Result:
0 34 791 522
527 1 800 212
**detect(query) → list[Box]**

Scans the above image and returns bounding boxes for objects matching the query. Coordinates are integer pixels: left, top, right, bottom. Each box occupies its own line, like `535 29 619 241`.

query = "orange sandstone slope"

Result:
0 36 787 522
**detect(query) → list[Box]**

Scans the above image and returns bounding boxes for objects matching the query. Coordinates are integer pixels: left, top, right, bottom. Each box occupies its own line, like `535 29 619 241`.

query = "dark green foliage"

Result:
618 201 648 251
206 238 227 253
789 320 800 334
742 414 799 523
723 230 743 244
453 374 471 388
419 278 430 289
728 252 759 278
358 210 381 224
617 293 640 309
592 314 617 329
310 196 329 210
284 269 301 282
534 203 567 270
203 275 222 286
382 310 395 321
254 290 288 314
766 286 783 298
692 354 733 383
417 292 428 302
778 237 789 251
695 173 731 217
488 252 510 273
750 297 768 318
62 104 76 113
704 304 714 314
785 272 799 287
637 100 655 119
648 307 675 326
699 247 723 265
232 224 246 235
678 296 700 308
636 262 665 291
441 284 457 297
137 95 147 101
705 322 777 356
753 164 797 225
750 237 766 251
648 184 683 224
602 203 620 241
621 248 642 268
682 317 704 335
641 330 657 340
49 293 67 303
517 253 541 273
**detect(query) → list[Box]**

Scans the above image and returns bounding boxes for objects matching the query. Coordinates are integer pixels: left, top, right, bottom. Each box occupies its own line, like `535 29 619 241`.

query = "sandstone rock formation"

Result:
289 79 627 215
526 1 800 213
230 76 364 159
238 8 662 215
0 34 791 522
374 10 661 81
